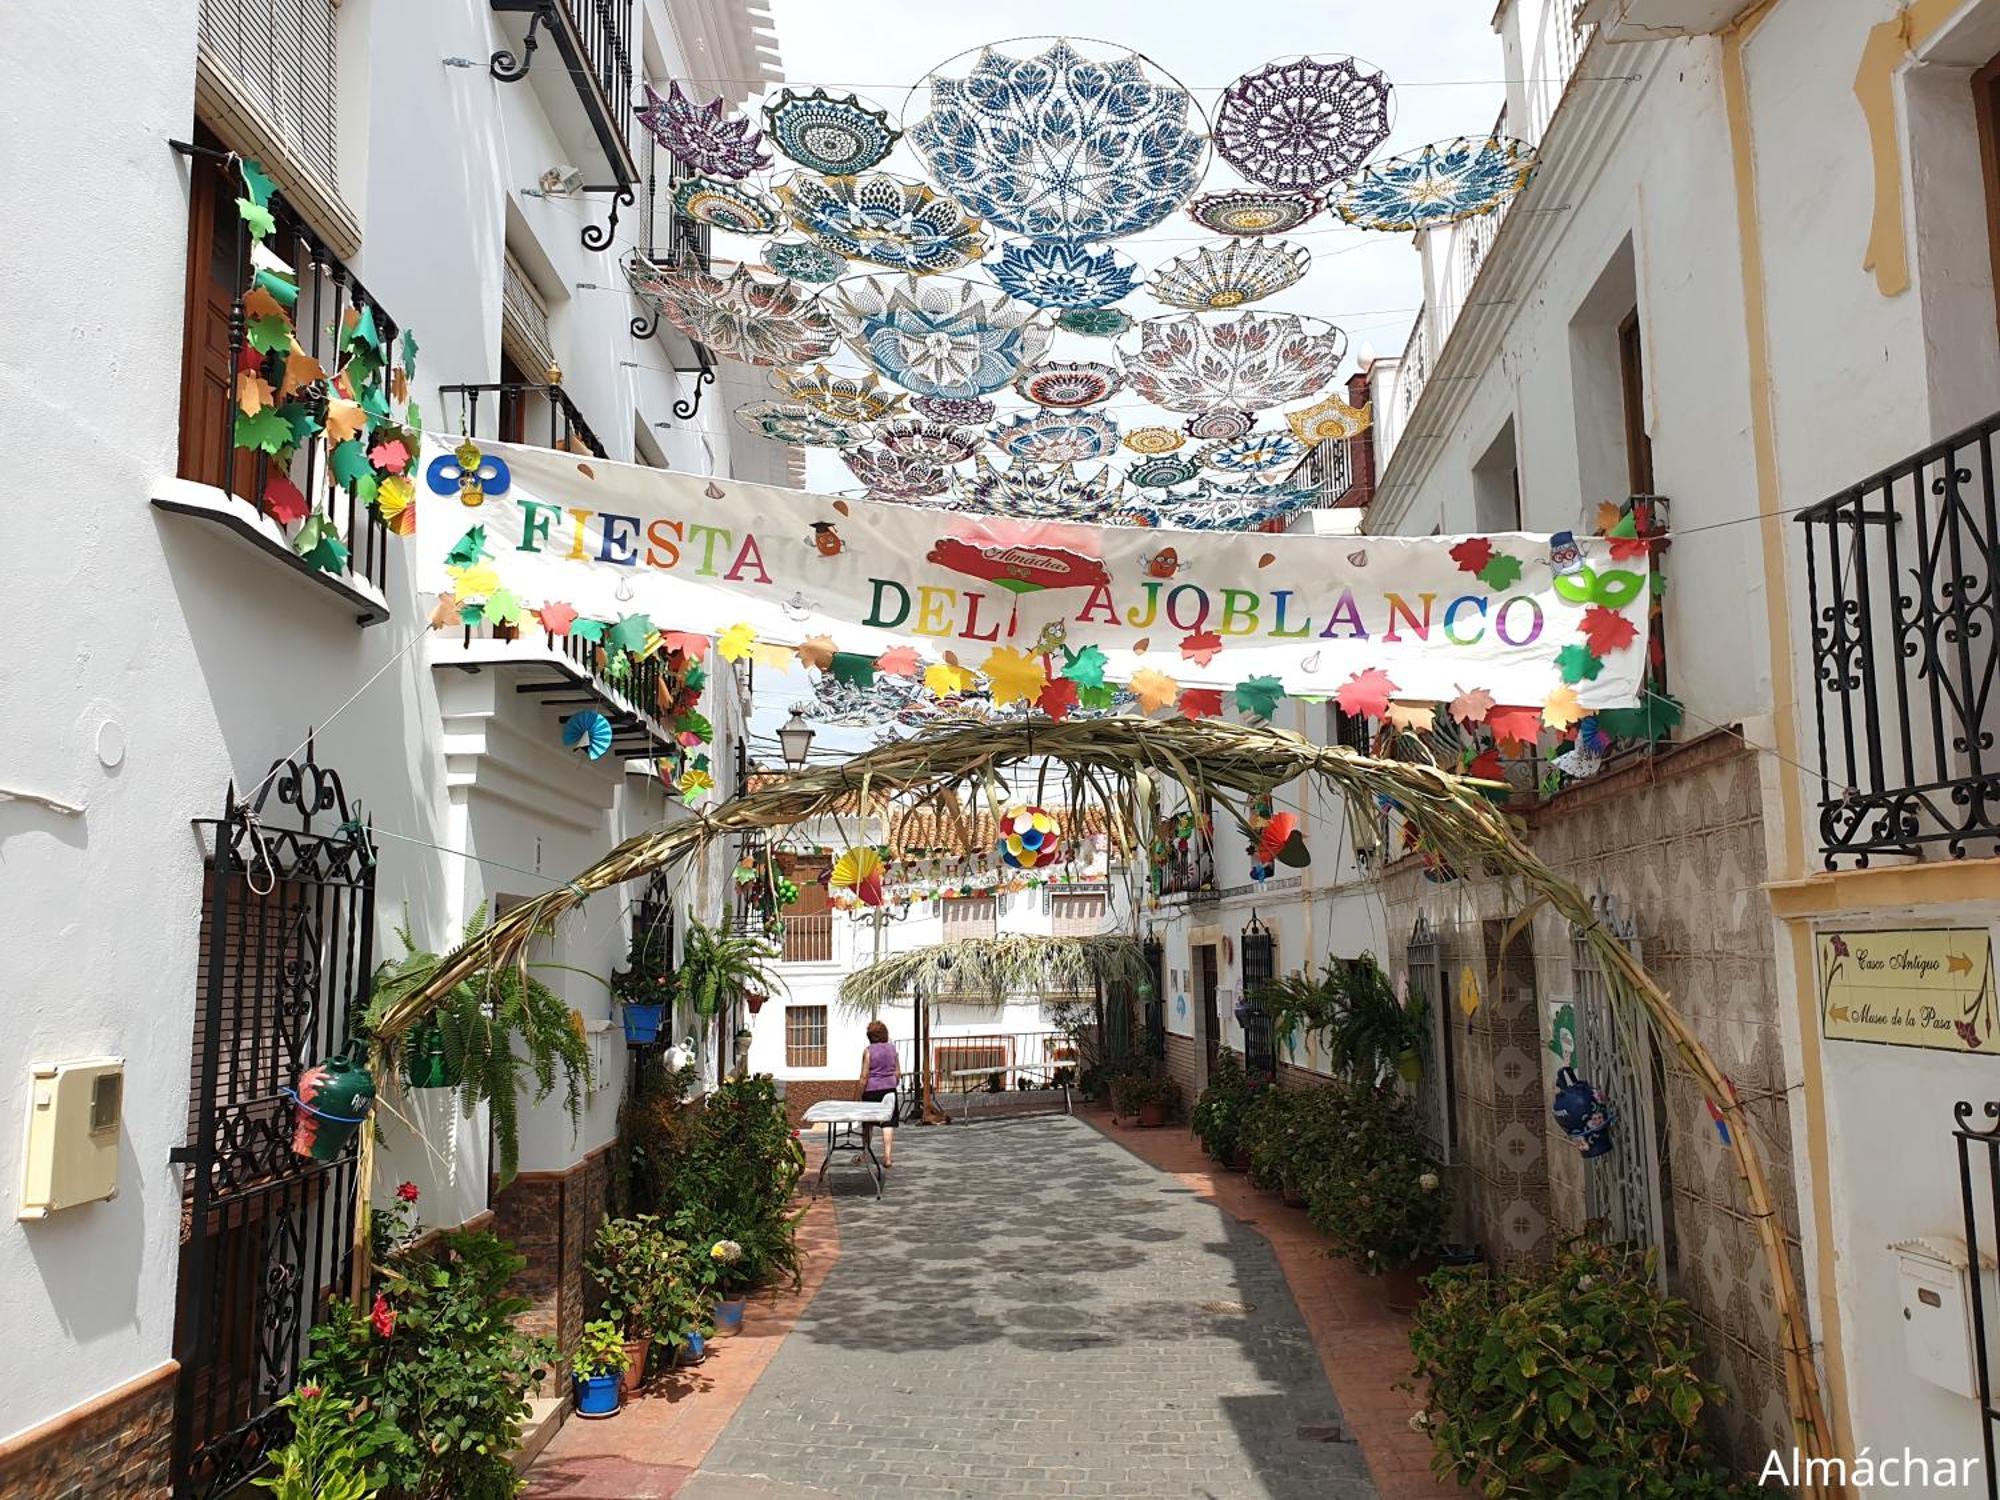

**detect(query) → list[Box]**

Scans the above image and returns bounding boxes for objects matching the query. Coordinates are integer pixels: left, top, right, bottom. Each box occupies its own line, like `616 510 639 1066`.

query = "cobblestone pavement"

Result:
693 1114 1378 1499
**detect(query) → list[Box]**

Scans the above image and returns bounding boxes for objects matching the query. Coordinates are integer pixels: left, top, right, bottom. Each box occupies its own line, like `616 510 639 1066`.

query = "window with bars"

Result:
1240 922 1277 1079
784 1005 828 1068
1406 917 1458 1161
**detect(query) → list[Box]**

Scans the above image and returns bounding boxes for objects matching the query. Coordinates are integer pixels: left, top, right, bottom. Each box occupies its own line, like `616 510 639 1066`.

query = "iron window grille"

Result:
785 1005 828 1068
1240 916 1277 1081
1405 915 1457 1162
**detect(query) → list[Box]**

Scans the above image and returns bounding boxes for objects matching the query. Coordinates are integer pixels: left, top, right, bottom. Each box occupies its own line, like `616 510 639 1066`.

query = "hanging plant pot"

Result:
286 1049 375 1162
622 1003 667 1046
745 991 766 1015
402 1020 461 1090
1396 1048 1423 1083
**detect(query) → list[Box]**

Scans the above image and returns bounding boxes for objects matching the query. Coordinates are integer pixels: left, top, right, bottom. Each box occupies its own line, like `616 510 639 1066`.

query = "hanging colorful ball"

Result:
997 803 1063 870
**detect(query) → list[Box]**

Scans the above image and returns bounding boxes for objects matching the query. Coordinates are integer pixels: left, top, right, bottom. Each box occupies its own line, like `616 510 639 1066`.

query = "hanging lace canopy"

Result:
775 172 987 275
1012 359 1122 409
735 400 874 448
762 238 846 284
673 176 783 235
637 82 772 179
1332 135 1538 232
1214 56 1394 194
992 409 1121 464
1184 407 1257 441
1196 429 1309 474
909 38 1209 241
875 417 984 466
1121 312 1346 414
1184 189 1320 237
628 258 837 366
952 455 1127 518
1122 426 1186 456
911 393 997 425
1285 391 1372 444
826 275 1053 398
771 364 910 423
1128 454 1201 488
763 87 901 175
843 445 950 501
986 239 1140 309
1117 479 1321 530
1056 307 1134 338
1148 237 1311 311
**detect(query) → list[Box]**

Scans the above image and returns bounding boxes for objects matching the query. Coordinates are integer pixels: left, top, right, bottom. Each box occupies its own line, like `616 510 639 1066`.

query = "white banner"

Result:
415 436 1651 713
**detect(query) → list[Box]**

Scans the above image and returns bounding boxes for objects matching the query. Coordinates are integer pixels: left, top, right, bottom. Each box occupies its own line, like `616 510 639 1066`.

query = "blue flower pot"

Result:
575 1371 622 1418
621 1004 665 1045
714 1299 746 1336
674 1330 708 1366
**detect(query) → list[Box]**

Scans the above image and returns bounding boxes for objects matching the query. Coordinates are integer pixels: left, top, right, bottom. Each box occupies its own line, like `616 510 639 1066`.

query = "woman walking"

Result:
858 1019 900 1169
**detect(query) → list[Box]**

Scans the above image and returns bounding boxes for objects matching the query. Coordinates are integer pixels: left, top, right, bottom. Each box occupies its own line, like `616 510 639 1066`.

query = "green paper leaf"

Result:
1233 674 1285 722
239 158 278 209
352 472 378 508
1594 692 1683 743
607 614 653 655
294 512 326 550
234 406 292 455
245 312 292 354
253 268 298 307
831 652 876 687
1061 644 1108 689
343 347 381 395
445 525 488 568
358 380 392 423
401 328 420 373
693 753 711 773
458 599 486 626
303 528 349 574
278 403 320 444
235 196 276 239
683 662 707 695
604 651 631 684
1650 569 1667 598
1555 644 1603 684
674 710 714 743
345 304 380 351
405 399 423 438
1477 553 1523 591
328 439 372 486
1076 683 1115 710
485 588 524 625
570 618 607 643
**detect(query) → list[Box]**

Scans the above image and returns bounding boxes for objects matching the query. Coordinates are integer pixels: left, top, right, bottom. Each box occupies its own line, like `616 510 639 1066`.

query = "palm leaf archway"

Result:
837 933 1148 1014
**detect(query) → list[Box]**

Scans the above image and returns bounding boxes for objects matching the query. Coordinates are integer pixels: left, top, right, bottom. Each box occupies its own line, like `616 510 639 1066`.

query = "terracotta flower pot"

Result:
1137 1100 1166 1128
620 1337 651 1393
1229 1148 1252 1172
1377 1256 1439 1316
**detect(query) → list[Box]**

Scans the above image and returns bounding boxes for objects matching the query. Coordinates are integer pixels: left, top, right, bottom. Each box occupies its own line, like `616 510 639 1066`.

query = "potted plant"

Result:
587 1214 678 1391
1126 1073 1181 1128
1301 1083 1446 1308
1190 1050 1252 1162
678 919 786 1018
252 1383 385 1499
707 1238 749 1335
613 927 677 1046
571 1320 629 1418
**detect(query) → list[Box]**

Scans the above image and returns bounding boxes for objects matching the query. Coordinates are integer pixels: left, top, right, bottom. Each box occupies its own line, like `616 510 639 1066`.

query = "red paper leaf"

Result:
1037 677 1080 721
1180 688 1225 720
1181 631 1224 666
1580 605 1638 657
1466 748 1505 781
658 631 710 656
536 601 578 635
876 645 921 677
369 437 411 474
262 472 309 525
1449 537 1494 575
1335 667 1398 720
1608 534 1651 562
1486 705 1544 749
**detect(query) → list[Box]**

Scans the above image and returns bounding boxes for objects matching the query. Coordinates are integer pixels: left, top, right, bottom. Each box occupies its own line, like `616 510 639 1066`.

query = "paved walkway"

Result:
691 1113 1378 1499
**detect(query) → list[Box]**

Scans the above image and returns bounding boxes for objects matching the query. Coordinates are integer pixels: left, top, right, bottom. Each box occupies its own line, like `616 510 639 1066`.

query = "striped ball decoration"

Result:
998 804 1062 869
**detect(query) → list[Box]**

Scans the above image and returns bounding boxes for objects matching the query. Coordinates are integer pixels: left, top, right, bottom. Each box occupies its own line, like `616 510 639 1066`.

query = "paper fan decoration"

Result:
1013 360 1122 409
1057 307 1134 338
986 239 1139 309
843 445 949 501
763 87 900 175
735 401 872 448
561 709 614 760
1255 811 1297 865
994 409 1120 464
998 804 1063 869
1124 426 1187 456
911 393 995 425
637 82 771 179
875 417 983 465
826 275 1052 398
1199 430 1308 474
762 238 845 284
1185 189 1320 237
909 38 1209 241
1128 455 1201 488
1122 312 1346 414
673 176 783 235
831 846 887 906
1148 238 1311 311
627 258 837 366
954 456 1127 518
772 364 910 422
1285 392 1372 445
1184 407 1257 442
1215 56 1394 193
1333 135 1538 232
776 172 986 274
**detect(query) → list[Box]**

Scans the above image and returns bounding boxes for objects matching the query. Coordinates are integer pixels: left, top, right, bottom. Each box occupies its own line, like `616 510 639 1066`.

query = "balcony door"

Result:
1196 943 1221 1073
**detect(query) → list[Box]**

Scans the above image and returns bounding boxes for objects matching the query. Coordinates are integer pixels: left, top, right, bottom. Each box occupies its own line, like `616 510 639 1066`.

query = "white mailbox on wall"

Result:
1891 1236 2000 1398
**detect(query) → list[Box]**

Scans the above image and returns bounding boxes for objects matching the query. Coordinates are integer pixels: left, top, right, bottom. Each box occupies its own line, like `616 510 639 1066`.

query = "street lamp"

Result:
777 707 815 771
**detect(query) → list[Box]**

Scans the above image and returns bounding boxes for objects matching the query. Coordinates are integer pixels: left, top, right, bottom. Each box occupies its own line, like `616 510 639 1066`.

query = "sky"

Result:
717 1 1507 763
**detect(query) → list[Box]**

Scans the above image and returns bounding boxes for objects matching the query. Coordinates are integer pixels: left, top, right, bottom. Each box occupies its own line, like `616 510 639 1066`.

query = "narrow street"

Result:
687 1115 1378 1499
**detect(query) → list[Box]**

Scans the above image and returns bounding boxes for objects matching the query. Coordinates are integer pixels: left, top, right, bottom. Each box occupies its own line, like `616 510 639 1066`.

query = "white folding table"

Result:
802 1098 895 1199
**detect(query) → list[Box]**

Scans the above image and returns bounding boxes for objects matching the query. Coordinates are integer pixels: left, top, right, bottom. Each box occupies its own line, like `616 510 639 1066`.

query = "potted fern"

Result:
678 919 786 1019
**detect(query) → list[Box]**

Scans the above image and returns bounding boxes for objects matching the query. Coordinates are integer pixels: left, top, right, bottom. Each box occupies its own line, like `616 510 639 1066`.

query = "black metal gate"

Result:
172 738 376 1497
1240 916 1277 1081
1955 1099 2000 1498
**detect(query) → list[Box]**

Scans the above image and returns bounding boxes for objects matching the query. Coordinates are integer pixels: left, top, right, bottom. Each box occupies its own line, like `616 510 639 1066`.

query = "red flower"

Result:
298 1384 323 1400
395 1181 420 1204
370 1293 397 1338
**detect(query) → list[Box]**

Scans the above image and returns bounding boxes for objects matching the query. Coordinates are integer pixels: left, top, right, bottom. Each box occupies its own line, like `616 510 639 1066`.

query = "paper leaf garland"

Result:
1543 685 1584 731
607 614 654 655
1476 554 1523 591
1384 700 1437 731
1580 605 1638 657
234 407 291 454
324 400 368 444
1487 705 1543 748
875 644 921 677
536 601 578 635
1449 536 1493 575
717 622 757 661
1180 688 1225 720
1181 631 1224 666
795 635 837 670
428 593 460 629
1335 667 1397 719
1130 668 1181 714
924 661 975 698
1038 677 1080 720
1555 644 1603 684
1060 644 1108 689
1449 686 1495 726
1233 675 1285 721
831 652 877 687
982 646 1048 707
262 472 309 525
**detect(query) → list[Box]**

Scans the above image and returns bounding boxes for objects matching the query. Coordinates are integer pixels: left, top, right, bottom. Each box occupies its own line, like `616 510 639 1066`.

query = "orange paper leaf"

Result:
323 399 368 444
1487 705 1544 749
1384 700 1437 732
236 369 274 417
1542 685 1584 732
1129 667 1180 714
795 635 837 670
1449 687 1496 726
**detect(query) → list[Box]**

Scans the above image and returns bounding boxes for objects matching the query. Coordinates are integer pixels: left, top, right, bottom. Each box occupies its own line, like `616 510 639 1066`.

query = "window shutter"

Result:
198 0 341 202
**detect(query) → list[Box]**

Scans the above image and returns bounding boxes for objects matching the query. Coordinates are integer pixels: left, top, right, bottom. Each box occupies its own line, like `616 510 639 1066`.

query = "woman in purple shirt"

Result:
858 1019 900 1169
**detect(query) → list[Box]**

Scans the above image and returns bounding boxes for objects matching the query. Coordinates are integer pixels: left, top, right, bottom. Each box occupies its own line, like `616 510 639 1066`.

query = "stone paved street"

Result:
691 1114 1378 1499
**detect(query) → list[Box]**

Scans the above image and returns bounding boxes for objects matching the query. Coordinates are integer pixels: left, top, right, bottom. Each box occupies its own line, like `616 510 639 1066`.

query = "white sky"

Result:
717 2 1507 759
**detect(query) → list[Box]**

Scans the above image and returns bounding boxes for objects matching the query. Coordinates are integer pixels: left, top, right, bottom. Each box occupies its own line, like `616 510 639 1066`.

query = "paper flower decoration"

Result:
842 445 949 501
875 418 982 465
763 87 900 174
1128 455 1200 489
561 710 613 760
953 456 1127 519
1012 360 1122 409
628 258 836 366
637 82 771 179
761 238 845 284
1057 307 1134 337
1285 393 1372 445
987 239 1139 309
734 401 873 448
672 176 783 235
827 275 1051 398
1122 313 1347 414
997 804 1063 869
1215 56 1394 193
776 172 986 274
1333 135 1539 232
773 364 910 422
911 394 995 425
1123 426 1186 455
910 39 1209 241
1199 430 1308 474
1148 238 1311 311
993 409 1120 464
831 846 886 906
1184 189 1320 237
1184 407 1257 442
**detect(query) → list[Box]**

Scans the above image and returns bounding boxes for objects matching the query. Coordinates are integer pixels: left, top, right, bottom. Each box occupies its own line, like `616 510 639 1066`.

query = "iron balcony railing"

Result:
642 152 714 273
776 912 834 964
489 0 637 186
438 382 609 458
460 618 676 755
1798 411 2000 867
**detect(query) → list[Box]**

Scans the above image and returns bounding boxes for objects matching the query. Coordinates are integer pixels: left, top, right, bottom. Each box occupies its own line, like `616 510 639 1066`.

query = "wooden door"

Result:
1197 944 1220 1069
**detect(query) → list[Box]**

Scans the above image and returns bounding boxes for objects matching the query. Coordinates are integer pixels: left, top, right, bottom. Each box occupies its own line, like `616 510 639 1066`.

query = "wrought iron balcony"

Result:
489 0 637 184
1798 412 2000 867
452 618 681 759
437 382 608 458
